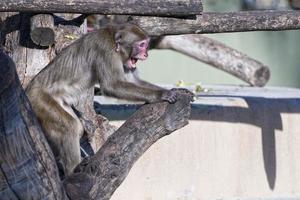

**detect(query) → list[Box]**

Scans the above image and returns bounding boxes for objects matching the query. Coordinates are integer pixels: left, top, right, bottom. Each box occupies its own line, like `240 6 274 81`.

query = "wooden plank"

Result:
0 0 202 16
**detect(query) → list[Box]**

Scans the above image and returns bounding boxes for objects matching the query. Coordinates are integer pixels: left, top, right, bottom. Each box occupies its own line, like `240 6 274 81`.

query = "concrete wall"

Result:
95 86 300 200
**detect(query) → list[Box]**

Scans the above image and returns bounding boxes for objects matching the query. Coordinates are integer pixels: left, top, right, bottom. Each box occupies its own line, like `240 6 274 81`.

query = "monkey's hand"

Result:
161 89 178 103
170 88 195 102
162 88 194 103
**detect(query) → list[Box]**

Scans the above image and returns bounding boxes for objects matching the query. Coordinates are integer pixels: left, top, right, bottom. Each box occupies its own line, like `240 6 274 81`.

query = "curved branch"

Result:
64 94 192 200
151 35 270 86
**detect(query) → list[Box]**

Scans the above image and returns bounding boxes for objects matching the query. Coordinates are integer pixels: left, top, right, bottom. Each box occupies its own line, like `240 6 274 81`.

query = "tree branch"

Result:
151 35 270 86
64 94 193 200
127 11 300 36
0 0 202 17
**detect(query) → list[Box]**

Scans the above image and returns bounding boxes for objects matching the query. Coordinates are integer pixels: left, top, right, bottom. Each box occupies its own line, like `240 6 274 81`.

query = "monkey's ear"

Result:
114 31 123 43
114 31 123 52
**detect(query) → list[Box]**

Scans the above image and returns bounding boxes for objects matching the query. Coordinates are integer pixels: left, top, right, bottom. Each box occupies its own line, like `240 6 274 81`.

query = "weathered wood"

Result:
152 35 270 86
0 0 202 16
127 11 300 36
1 13 56 86
0 50 68 200
64 92 193 200
30 14 55 46
290 0 300 9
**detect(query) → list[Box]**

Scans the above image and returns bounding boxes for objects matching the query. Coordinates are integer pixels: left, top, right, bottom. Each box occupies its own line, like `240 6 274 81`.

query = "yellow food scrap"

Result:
176 80 185 87
194 84 203 93
64 34 79 40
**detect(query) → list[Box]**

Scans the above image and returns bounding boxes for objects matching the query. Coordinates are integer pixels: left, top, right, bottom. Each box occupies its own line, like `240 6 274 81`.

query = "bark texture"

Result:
0 50 68 200
0 0 202 16
152 35 270 86
127 11 300 36
1 12 55 86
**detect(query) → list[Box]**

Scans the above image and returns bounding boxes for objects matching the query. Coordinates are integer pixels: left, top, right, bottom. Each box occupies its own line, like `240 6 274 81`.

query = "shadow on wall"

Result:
96 96 300 190
192 96 300 190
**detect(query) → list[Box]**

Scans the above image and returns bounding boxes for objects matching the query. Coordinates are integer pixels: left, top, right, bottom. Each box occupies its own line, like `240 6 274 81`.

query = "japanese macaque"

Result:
26 24 182 176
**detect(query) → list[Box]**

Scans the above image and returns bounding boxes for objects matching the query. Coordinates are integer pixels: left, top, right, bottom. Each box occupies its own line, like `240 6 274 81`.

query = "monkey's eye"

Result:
139 42 146 48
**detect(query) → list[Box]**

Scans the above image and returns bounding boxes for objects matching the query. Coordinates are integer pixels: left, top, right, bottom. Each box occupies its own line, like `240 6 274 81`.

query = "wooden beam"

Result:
128 11 300 35
0 0 202 16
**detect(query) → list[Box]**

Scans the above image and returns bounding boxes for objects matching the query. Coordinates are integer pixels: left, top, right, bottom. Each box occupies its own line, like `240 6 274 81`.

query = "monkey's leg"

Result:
71 105 95 157
31 92 84 176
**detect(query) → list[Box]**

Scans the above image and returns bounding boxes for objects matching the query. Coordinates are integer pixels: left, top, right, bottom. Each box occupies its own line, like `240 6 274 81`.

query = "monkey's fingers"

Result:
171 88 195 102
161 90 177 104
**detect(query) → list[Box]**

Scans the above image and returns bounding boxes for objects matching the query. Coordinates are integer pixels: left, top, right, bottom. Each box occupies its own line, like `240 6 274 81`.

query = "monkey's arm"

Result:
134 78 166 90
129 70 165 90
101 80 176 103
133 75 195 100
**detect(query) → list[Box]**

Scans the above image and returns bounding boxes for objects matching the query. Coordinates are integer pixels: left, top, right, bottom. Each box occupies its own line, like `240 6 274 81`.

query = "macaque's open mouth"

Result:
126 57 139 69
131 58 138 65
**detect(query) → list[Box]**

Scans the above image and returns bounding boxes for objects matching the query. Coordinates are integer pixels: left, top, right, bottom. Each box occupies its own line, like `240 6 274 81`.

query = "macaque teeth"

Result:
131 58 138 64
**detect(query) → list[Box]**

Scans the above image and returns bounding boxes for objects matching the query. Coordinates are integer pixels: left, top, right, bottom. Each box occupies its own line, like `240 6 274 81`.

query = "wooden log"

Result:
0 0 202 16
0 50 68 200
127 11 300 36
64 92 193 200
30 14 55 46
152 35 270 86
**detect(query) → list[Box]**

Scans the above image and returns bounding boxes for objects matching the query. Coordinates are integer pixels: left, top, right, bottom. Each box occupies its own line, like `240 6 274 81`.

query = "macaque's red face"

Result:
125 38 150 70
